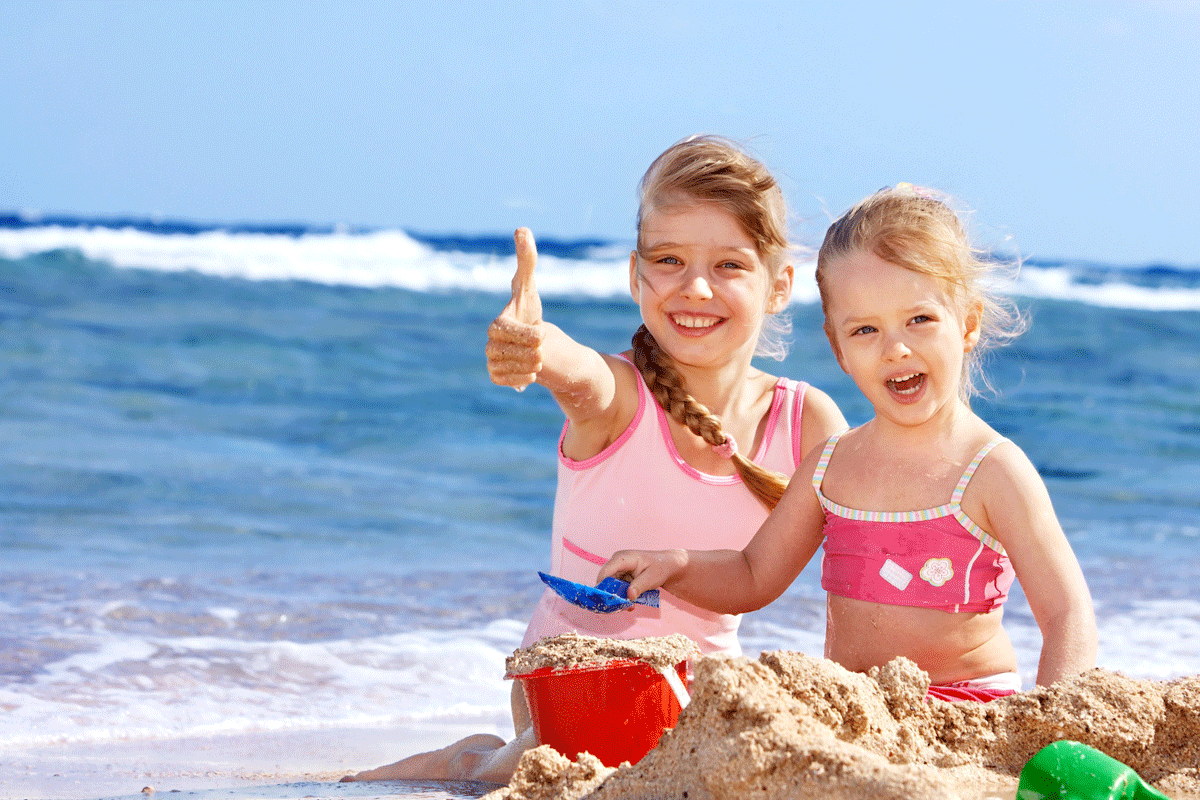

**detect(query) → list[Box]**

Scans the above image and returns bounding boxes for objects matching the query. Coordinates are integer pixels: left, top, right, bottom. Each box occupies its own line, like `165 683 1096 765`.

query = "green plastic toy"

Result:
1017 740 1170 800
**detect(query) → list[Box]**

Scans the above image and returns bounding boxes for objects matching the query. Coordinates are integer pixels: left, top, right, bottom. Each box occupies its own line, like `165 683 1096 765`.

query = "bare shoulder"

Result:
606 350 643 404
790 382 847 459
967 437 1061 548
801 384 847 429
794 416 858 488
973 437 1045 492
795 428 833 476
596 350 643 430
560 351 642 461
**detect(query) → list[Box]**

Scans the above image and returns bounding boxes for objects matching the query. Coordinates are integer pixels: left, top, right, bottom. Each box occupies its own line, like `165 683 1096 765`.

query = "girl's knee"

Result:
459 727 537 784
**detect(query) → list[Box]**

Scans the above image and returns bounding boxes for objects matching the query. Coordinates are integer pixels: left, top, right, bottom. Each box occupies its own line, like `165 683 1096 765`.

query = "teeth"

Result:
672 314 718 329
887 373 924 395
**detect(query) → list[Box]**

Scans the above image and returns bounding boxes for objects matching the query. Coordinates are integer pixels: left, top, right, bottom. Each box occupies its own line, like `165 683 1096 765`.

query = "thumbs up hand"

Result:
508 227 542 326
487 228 545 391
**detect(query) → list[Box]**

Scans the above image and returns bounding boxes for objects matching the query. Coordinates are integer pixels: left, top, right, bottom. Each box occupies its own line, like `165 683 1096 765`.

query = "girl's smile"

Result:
669 311 725 334
886 371 926 401
824 248 978 425
630 200 790 369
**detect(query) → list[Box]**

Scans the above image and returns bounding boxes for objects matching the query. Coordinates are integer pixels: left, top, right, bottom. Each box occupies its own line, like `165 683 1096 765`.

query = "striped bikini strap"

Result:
810 430 844 492
950 438 1008 505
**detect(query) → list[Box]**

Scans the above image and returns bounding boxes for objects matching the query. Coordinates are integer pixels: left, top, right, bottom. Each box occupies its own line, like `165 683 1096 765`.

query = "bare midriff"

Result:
825 594 1018 686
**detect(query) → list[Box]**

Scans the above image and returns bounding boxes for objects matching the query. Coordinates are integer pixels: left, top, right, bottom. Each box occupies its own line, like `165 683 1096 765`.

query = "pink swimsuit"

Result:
814 431 1015 614
522 356 811 656
813 431 1019 701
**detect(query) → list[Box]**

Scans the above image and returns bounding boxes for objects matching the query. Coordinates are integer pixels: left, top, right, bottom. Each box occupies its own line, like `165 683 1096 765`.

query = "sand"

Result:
504 632 699 676
484 649 1200 800
0 724 502 800
18 637 1196 800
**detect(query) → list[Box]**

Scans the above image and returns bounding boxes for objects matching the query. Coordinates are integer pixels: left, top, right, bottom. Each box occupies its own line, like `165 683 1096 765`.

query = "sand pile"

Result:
485 649 1200 800
504 632 699 676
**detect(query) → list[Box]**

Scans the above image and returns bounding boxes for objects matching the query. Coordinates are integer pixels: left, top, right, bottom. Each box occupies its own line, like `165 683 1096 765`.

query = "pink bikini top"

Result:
813 431 1015 613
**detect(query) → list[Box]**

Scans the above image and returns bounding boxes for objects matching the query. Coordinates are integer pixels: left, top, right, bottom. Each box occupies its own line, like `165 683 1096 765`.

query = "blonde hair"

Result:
816 185 1026 400
631 135 793 510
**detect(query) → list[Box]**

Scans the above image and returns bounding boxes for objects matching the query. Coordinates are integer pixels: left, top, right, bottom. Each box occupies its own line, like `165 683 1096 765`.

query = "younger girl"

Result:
601 184 1098 700
342 136 845 782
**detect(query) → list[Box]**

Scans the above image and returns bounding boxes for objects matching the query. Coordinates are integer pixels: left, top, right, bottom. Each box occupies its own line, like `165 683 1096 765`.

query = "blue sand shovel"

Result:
537 571 660 613
1017 740 1170 800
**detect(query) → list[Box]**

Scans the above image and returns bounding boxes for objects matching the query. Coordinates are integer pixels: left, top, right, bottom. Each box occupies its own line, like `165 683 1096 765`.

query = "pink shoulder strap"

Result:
810 431 843 492
950 438 1007 505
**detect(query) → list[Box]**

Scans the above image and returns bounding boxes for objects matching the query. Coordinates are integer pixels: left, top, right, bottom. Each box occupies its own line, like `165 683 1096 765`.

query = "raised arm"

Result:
485 228 636 458
974 443 1098 686
599 443 829 613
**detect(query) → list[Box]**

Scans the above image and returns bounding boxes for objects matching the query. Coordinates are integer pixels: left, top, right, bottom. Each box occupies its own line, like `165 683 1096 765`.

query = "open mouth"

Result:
886 372 926 396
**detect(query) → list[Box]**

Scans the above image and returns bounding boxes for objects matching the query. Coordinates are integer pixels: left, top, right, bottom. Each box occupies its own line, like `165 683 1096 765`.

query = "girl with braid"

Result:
343 135 845 783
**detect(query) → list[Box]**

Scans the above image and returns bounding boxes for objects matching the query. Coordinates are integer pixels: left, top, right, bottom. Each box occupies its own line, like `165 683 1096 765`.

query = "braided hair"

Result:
630 136 796 509
631 325 789 511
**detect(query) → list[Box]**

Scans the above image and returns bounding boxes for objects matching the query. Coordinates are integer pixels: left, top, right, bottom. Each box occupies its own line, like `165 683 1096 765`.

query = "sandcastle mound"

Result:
486 650 1200 800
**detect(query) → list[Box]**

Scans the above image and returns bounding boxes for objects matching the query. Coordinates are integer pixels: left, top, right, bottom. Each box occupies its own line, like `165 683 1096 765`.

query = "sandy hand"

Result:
598 549 687 603
486 228 545 391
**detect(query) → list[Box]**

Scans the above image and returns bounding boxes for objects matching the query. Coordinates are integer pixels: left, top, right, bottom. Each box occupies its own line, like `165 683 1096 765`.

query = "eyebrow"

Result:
638 240 758 257
836 303 939 327
835 314 873 330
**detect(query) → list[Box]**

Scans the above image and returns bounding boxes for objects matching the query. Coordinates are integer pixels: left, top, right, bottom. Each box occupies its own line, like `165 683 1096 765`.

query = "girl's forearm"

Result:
1034 605 1099 686
533 323 618 420
662 549 764 615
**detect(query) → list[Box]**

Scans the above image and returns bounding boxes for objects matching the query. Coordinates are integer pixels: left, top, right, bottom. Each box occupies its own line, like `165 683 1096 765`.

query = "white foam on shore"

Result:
4 224 1199 310
0 224 634 297
0 620 524 748
4 572 1195 753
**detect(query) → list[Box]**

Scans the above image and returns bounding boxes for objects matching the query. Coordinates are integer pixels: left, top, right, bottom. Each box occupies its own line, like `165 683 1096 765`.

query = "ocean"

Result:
1 215 1198 790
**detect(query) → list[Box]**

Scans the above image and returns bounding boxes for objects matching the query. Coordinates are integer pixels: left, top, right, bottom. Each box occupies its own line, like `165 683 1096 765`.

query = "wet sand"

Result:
0 724 502 800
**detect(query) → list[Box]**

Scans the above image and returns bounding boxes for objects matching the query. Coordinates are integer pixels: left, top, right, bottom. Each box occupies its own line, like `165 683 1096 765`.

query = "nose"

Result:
680 268 713 300
883 330 911 360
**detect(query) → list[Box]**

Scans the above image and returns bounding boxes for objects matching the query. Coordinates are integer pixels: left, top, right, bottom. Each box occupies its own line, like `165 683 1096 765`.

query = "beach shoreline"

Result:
0 724 504 800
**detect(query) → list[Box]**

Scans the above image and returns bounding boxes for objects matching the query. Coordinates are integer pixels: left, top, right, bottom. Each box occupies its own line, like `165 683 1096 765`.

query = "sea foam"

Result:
3 221 1199 310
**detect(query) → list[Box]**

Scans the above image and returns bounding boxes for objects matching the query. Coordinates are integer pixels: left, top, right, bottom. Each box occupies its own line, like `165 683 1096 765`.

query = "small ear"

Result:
963 300 983 352
628 251 640 303
824 322 849 374
766 263 794 314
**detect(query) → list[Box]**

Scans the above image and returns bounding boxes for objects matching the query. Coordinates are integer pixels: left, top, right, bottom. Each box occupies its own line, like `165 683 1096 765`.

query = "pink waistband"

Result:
926 671 1021 702
926 684 1017 703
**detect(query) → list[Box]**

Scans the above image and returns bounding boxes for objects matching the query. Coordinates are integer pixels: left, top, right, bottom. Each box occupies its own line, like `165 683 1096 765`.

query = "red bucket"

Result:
509 658 688 767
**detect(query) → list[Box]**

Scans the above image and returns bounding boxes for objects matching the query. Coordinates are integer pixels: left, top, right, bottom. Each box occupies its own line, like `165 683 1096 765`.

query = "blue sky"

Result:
2 0 1197 265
